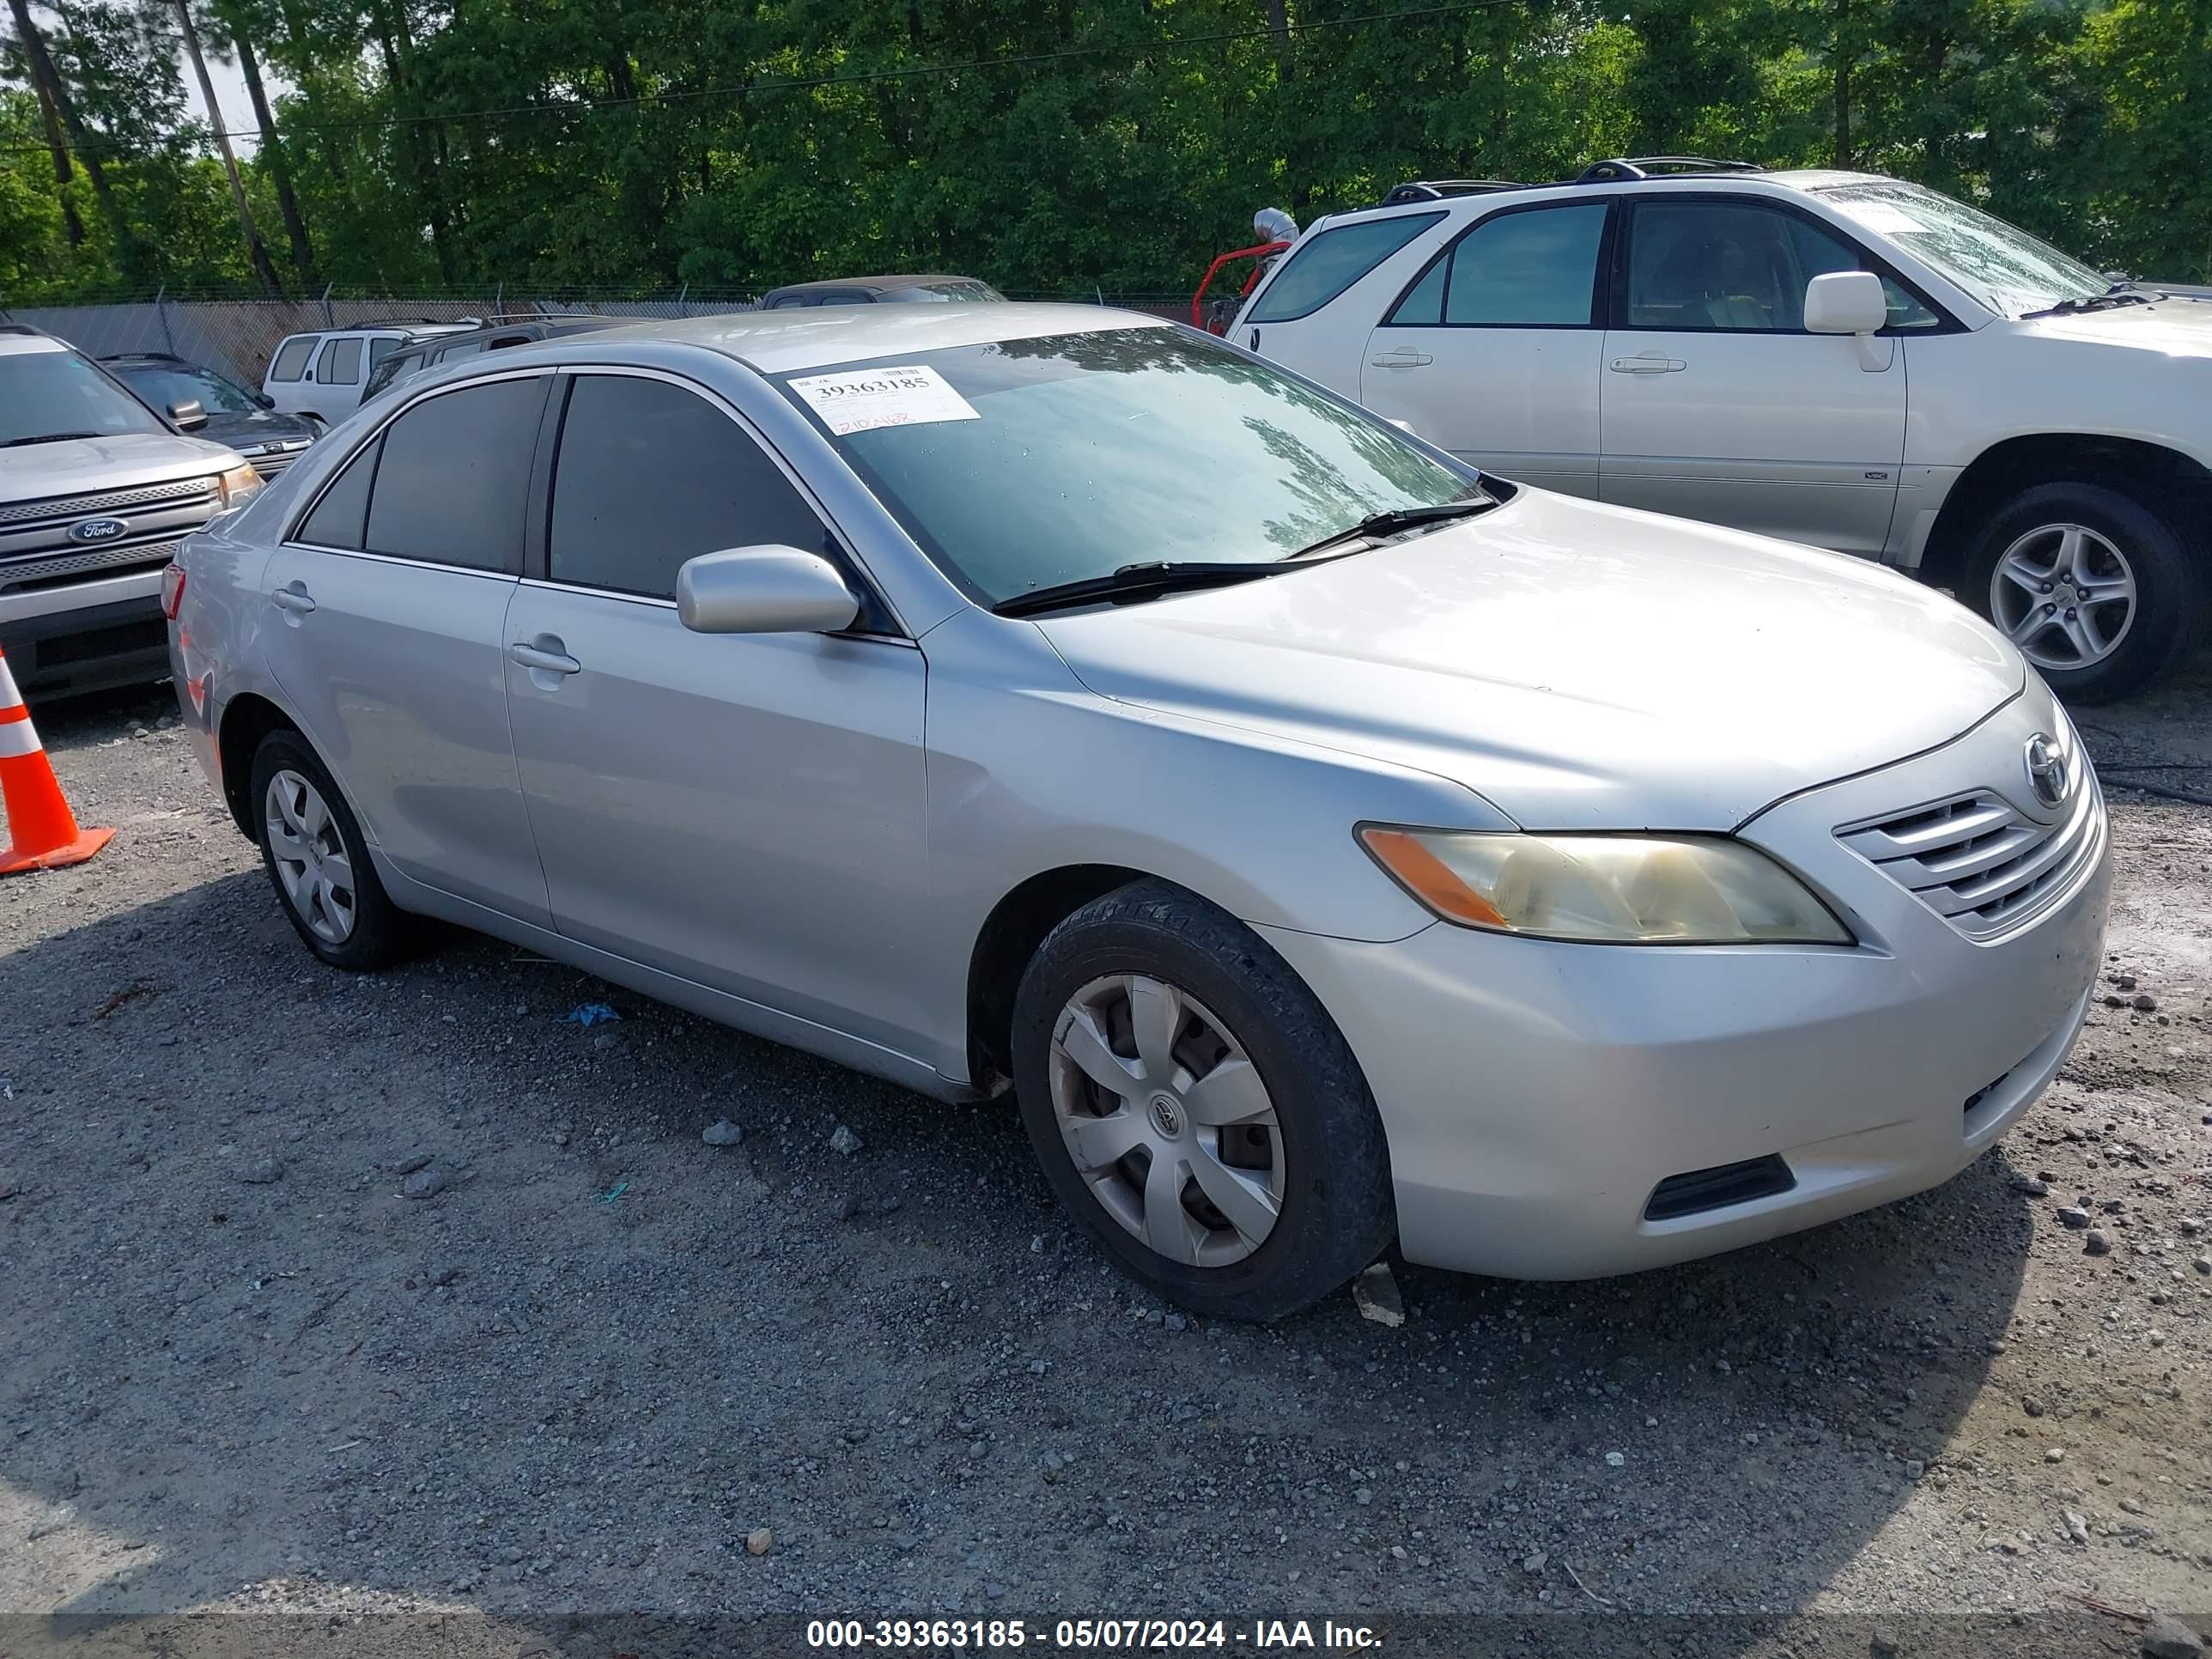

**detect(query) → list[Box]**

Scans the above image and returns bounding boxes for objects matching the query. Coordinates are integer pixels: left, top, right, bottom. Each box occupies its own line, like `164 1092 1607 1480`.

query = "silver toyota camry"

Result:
167 304 2110 1319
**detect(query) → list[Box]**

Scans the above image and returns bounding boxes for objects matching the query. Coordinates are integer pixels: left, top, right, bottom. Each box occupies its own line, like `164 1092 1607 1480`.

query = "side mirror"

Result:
1804 270 1887 336
254 391 275 409
677 545 859 635
167 398 208 431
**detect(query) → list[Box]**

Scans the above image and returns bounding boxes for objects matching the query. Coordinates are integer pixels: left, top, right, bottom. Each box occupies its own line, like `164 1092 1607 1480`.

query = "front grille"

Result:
1644 1155 1797 1222
0 538 179 594
1838 781 2101 941
251 450 301 480
0 476 217 527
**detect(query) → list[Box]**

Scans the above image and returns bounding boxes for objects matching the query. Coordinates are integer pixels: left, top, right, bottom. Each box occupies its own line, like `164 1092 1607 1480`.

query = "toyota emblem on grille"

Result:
67 517 128 544
2024 733 2069 811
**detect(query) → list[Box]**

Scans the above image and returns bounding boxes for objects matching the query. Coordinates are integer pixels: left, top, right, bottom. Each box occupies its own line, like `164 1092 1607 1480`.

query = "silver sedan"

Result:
167 305 2109 1319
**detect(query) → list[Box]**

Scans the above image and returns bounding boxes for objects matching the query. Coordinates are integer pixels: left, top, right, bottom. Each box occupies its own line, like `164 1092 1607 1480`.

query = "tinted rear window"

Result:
269 337 314 382
364 378 547 572
1246 212 1444 323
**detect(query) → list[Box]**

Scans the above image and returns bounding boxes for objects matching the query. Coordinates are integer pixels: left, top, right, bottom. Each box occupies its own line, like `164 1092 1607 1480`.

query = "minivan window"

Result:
550 375 830 601
1246 212 1445 324
776 327 1472 606
297 434 380 550
318 337 363 386
363 378 548 572
269 337 315 382
2 347 167 445
1389 204 1608 327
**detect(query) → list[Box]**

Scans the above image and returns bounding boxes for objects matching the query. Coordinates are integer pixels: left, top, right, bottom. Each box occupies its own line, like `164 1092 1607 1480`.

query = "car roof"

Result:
1325 164 1899 235
763 275 987 296
550 302 1160 376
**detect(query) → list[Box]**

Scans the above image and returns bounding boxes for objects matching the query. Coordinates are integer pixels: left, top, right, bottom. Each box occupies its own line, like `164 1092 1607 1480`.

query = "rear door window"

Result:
296 435 381 550
317 337 363 386
269 337 315 382
362 377 549 573
1246 212 1444 324
1386 203 1610 327
548 374 832 602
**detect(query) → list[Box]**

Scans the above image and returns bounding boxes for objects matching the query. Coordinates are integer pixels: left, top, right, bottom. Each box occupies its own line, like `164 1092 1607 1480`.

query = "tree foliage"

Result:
3 0 2208 303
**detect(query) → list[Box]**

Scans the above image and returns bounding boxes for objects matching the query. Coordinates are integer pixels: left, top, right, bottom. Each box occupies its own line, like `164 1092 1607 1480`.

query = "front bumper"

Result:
0 574 169 698
1263 689 2110 1280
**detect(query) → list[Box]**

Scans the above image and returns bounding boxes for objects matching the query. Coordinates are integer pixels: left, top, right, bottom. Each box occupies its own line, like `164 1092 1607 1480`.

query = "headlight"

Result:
216 463 264 507
1358 826 1853 945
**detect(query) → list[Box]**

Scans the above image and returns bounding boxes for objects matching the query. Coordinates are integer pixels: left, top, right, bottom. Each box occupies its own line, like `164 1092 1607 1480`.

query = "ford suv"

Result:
0 325 260 698
1237 158 2212 701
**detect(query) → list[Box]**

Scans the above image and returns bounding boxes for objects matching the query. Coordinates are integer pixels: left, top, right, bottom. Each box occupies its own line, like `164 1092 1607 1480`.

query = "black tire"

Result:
247 728 414 970
1961 481 2205 704
1011 878 1395 1322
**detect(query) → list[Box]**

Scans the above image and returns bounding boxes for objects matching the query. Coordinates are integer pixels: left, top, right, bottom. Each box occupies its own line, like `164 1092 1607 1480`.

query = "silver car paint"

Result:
170 305 2108 1279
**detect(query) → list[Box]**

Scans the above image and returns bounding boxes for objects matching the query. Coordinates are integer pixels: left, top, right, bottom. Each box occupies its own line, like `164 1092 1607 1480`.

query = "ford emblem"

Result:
68 517 128 544
2024 733 2069 811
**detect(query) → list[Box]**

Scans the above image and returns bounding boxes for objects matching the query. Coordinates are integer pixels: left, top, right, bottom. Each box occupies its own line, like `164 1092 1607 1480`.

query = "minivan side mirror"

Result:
1803 270 1887 336
167 398 208 431
676 546 859 635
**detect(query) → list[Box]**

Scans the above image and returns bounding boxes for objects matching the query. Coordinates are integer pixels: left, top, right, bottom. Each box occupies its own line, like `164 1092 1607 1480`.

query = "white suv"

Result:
262 323 477 425
1237 158 2212 701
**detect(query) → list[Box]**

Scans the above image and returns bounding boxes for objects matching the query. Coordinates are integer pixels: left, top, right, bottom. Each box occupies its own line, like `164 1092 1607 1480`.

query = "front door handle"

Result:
1369 349 1434 368
270 583 315 614
1609 354 1687 374
507 641 581 676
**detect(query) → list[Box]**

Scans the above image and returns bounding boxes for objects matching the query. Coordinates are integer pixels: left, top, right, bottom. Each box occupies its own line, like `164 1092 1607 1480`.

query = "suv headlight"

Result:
1358 826 1852 945
217 463 264 507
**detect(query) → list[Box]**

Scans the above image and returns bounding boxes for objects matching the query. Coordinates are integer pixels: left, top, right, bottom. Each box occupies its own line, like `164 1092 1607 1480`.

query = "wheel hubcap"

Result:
1048 974 1285 1268
264 769 356 945
1990 523 2136 672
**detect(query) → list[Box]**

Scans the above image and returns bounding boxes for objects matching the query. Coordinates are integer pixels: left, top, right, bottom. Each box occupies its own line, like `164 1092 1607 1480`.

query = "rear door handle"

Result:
1609 355 1687 374
270 583 315 614
1369 349 1434 368
507 641 581 676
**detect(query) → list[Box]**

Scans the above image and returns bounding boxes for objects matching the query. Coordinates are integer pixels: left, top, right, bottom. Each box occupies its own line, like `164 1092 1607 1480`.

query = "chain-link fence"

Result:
1 290 1194 387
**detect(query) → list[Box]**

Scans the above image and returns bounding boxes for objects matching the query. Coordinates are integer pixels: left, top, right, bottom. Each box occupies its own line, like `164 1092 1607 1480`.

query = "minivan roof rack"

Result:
1572 156 1765 184
1376 179 1526 207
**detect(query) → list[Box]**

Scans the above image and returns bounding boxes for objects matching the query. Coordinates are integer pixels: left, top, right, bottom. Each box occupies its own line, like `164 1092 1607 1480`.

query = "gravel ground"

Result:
2 664 2209 1657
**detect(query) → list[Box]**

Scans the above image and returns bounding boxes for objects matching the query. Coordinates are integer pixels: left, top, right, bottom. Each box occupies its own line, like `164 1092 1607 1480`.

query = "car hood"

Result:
199 408 319 450
0 430 242 500
2020 293 2212 356
1031 489 2023 830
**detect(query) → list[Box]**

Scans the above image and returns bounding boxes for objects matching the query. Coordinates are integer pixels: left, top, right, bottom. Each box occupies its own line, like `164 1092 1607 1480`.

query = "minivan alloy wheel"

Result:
1048 973 1285 1267
264 769 356 944
1989 522 2136 672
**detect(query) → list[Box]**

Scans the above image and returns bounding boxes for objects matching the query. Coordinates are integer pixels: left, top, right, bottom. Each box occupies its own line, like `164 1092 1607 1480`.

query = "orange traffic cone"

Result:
0 646 113 875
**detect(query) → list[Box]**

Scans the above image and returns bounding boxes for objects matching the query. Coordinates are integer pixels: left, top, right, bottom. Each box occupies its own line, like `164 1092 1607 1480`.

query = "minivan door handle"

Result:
270 582 316 615
1609 353 1687 374
1369 349 1434 368
507 640 581 676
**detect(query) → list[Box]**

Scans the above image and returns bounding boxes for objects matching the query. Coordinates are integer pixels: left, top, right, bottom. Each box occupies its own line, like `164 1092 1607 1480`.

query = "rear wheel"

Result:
1963 481 2203 703
248 729 413 970
1011 879 1394 1322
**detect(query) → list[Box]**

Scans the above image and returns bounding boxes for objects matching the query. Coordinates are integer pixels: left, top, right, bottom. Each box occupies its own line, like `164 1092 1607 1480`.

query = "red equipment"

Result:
1190 240 1291 332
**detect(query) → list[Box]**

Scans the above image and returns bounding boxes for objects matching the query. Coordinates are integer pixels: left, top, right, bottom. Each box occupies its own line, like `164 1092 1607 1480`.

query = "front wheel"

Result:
1963 481 2204 703
1010 879 1395 1322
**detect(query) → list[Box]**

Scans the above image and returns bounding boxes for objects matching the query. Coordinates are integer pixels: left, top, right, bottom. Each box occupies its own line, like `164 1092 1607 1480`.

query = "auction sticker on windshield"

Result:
789 365 981 434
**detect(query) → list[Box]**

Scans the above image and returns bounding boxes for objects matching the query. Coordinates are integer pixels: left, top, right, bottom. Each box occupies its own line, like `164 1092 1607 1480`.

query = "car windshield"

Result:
1 347 167 444
114 363 260 416
883 281 1006 303
1819 181 2108 319
775 326 1474 605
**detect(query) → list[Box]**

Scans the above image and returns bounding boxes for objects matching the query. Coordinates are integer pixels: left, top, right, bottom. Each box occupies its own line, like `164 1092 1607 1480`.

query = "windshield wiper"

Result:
1283 494 1494 562
0 432 104 448
994 561 1284 619
2021 289 2153 319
